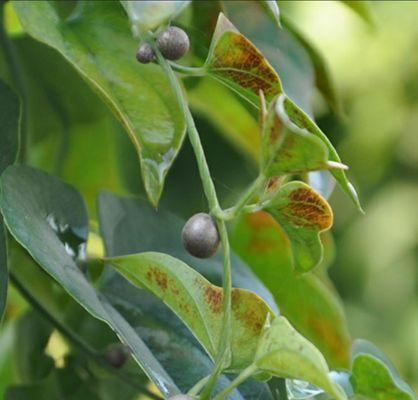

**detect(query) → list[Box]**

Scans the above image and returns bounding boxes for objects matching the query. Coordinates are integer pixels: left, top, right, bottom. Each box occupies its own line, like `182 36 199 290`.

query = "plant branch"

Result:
151 39 232 398
212 364 258 400
169 62 207 76
10 271 162 400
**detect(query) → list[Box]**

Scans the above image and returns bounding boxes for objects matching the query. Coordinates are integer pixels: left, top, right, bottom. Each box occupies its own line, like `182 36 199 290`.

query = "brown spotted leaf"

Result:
265 181 333 273
205 13 282 107
261 94 346 177
106 252 274 371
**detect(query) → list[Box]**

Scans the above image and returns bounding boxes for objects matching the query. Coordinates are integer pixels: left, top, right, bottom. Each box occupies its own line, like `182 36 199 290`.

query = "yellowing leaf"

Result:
107 252 274 371
205 13 282 107
266 181 333 273
254 316 346 400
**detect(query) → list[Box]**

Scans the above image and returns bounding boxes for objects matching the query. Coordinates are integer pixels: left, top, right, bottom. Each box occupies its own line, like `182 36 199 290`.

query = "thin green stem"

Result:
151 40 232 398
10 272 163 400
187 375 211 396
169 61 207 76
212 364 258 400
216 174 266 221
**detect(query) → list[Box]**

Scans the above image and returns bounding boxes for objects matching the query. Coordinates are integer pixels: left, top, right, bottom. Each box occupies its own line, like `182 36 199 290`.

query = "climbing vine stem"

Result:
151 37 232 398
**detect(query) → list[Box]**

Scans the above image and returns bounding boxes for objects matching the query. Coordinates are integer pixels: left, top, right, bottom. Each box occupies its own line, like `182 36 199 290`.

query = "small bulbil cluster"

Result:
182 213 220 259
136 26 190 64
105 343 132 368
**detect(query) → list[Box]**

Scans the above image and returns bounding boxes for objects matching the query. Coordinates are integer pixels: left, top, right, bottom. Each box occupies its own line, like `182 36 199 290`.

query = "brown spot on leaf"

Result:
285 188 332 230
231 290 266 334
146 267 168 291
211 32 281 100
204 285 223 313
307 315 349 366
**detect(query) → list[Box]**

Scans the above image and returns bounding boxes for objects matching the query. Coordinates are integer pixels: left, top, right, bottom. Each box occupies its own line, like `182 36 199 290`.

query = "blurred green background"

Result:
0 0 417 396
283 0 418 391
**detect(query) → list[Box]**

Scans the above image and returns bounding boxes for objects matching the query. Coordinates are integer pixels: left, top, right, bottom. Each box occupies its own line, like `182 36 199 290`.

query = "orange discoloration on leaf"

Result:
284 188 332 230
232 290 266 334
246 211 277 230
307 315 349 365
146 266 168 291
212 32 280 100
204 285 223 313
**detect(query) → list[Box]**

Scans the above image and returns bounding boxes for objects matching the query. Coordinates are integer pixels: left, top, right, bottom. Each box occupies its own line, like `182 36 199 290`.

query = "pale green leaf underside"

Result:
107 252 274 372
12 1 186 206
254 316 346 400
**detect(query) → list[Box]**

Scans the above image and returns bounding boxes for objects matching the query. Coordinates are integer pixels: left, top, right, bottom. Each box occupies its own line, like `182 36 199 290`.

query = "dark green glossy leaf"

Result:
350 340 417 400
261 95 344 177
14 310 54 382
121 0 190 35
231 211 351 368
0 80 20 322
282 16 342 116
253 316 346 400
13 1 186 206
107 252 274 372
205 13 282 107
98 191 276 398
0 165 180 397
265 181 333 273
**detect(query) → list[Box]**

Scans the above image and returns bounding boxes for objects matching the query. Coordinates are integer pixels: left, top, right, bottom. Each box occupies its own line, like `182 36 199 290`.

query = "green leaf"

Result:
0 165 180 397
265 181 333 273
14 310 54 382
261 94 344 176
283 97 363 211
340 0 375 26
98 192 276 397
0 80 20 323
230 211 351 368
12 1 186 206
350 340 417 400
282 16 343 116
120 0 190 35
107 251 274 372
254 316 346 400
205 13 283 107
